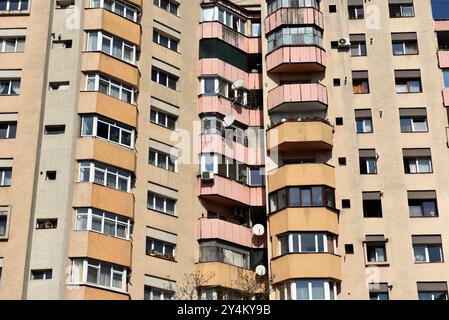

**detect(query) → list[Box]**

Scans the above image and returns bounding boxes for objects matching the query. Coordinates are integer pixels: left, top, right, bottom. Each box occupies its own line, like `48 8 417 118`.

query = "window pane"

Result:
289 187 300 207
311 187 323 206
422 201 437 217
301 234 316 252
428 246 442 262
311 281 325 300
296 281 309 300
301 189 312 206
413 246 426 262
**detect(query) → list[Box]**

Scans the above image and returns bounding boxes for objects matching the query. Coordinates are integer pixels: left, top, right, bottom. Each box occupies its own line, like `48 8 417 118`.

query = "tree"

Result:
174 271 215 300
231 269 276 300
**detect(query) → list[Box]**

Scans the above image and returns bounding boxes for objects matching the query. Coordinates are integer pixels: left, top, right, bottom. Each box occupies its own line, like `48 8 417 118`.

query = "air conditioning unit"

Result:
337 37 351 47
201 171 214 181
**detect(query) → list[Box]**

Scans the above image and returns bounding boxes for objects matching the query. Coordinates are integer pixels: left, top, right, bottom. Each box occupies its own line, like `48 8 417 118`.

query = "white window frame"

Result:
362 158 377 174
87 31 136 64
81 115 135 149
407 158 432 173
151 68 178 90
86 73 134 104
75 208 131 240
351 42 366 56
200 77 248 106
0 79 20 95
366 243 387 263
147 192 177 215
0 206 11 239
146 237 176 259
0 167 12 186
201 6 246 34
0 0 29 11
90 0 138 22
78 161 132 193
279 233 336 255
0 37 25 52
283 280 337 300
150 108 177 130
149 149 177 173
413 244 443 263
153 30 179 52
70 259 127 292
153 0 179 16
144 286 174 300
356 118 373 133
0 121 16 139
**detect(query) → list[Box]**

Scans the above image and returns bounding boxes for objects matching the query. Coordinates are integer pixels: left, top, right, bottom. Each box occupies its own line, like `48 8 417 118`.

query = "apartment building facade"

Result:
0 0 449 300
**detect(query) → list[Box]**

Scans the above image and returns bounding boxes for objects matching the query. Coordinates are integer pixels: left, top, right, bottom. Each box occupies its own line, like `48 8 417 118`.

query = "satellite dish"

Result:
252 224 265 236
223 113 235 127
231 79 245 90
255 265 266 277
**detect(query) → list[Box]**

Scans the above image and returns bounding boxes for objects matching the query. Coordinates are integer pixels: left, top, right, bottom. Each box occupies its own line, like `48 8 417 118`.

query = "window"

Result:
149 149 177 172
81 115 135 149
329 5 336 13
342 199 351 208
46 171 57 180
76 208 131 240
0 167 12 186
369 283 389 300
417 282 448 300
251 23 261 37
146 238 176 261
400 109 428 132
0 0 29 11
403 149 432 174
267 0 320 15
200 77 249 107
151 68 178 90
333 78 341 86
363 192 382 218
279 233 337 255
359 149 377 174
350 36 367 56
78 161 132 192
0 121 16 139
413 236 443 263
31 269 53 280
395 70 422 93
71 259 127 292
36 218 58 229
144 286 174 300
202 6 246 34
389 3 414 18
366 242 387 264
392 33 418 55
90 0 138 22
52 39 72 49
280 280 337 300
352 71 369 94
267 26 323 52
419 291 448 300
355 109 373 133
348 5 364 20
345 244 354 254
49 81 70 90
408 191 438 217
147 192 176 215
153 30 179 52
0 206 10 239
335 117 343 126
45 125 65 135
338 157 346 166
269 185 336 213
56 0 75 9
0 79 20 95
199 241 250 269
86 73 134 103
150 108 177 130
154 0 178 16
0 37 25 52
87 31 136 64
204 155 263 185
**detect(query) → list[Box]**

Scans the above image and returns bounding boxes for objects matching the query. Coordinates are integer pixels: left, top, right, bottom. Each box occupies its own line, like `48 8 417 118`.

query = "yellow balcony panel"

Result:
269 207 339 236
69 231 132 267
76 138 136 172
267 121 333 152
78 91 137 128
81 52 139 87
73 183 134 219
195 262 259 292
271 253 341 284
268 163 335 192
84 8 141 46
66 285 129 300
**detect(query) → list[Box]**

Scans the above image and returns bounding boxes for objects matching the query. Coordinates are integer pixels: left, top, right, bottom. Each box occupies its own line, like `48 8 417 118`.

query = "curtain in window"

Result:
296 282 309 300
401 5 414 17
408 159 418 173
393 43 404 55
353 82 366 94
375 247 385 262
0 217 6 236
409 80 421 92
99 264 111 286
88 32 98 51
3 169 11 185
72 260 84 283
76 213 88 230
417 159 431 172
311 281 325 300
0 81 9 95
112 272 123 289
112 39 123 59
409 205 422 217
413 246 426 262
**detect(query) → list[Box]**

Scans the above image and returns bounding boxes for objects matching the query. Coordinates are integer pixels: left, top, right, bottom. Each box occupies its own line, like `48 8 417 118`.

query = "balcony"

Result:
66 286 129 300
265 7 324 34
81 52 139 87
266 120 333 152
201 134 264 166
435 20 449 32
438 50 449 68
268 163 335 193
73 183 134 219
197 218 266 249
198 58 262 90
199 21 261 53
84 8 141 46
68 231 132 267
195 262 258 291
269 207 339 237
198 95 262 126
76 138 136 172
267 45 326 73
197 175 265 207
78 91 137 128
267 83 327 113
271 253 341 284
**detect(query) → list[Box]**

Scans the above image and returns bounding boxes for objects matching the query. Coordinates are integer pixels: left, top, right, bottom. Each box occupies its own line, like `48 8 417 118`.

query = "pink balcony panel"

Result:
197 175 265 207
267 46 326 73
197 218 266 248
443 88 449 107
435 20 449 32
265 8 324 34
267 83 328 111
199 22 261 54
201 134 264 166
198 58 262 90
198 95 262 126
438 51 449 68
